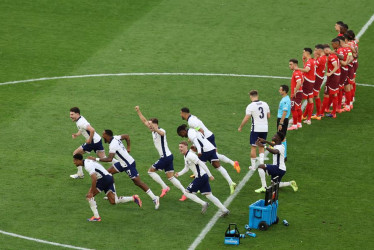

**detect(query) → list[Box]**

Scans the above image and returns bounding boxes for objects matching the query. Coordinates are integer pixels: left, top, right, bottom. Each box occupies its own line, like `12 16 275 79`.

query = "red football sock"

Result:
331 95 338 115
303 105 308 118
297 109 303 122
345 91 351 106
337 90 343 109
307 102 314 120
321 97 329 114
315 98 321 116
291 110 298 125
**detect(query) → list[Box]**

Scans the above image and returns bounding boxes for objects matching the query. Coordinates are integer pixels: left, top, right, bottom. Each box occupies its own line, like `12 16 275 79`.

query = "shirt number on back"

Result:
258 107 264 119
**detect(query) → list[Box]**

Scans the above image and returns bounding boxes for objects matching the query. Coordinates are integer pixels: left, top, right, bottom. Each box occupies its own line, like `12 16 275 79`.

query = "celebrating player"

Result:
73 154 142 222
175 141 230 217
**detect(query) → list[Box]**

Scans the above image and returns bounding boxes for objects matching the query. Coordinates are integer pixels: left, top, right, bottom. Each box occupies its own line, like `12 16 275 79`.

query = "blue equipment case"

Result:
224 223 240 245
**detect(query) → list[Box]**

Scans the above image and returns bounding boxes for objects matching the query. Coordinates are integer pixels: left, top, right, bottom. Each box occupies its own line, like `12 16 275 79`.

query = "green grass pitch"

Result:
0 0 373 249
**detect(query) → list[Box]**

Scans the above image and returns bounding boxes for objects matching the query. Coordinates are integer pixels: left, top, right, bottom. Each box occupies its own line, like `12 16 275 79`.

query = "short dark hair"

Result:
70 107 80 114
149 118 159 124
346 30 356 39
323 44 330 49
276 132 285 141
342 23 348 29
304 48 313 54
336 21 344 26
104 129 113 137
249 90 258 96
177 124 188 134
73 154 83 160
315 44 324 50
280 85 289 93
181 107 190 113
331 38 340 43
337 36 345 41
179 141 188 146
289 58 298 64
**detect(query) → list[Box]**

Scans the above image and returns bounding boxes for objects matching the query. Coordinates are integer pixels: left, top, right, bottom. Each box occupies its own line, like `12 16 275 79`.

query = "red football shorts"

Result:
302 79 314 99
325 74 339 95
313 75 324 97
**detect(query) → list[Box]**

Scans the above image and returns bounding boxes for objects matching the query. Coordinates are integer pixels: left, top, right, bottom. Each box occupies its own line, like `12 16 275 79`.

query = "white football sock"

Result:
217 153 234 166
259 153 264 164
216 166 233 185
184 192 206 205
77 166 83 176
280 182 291 188
111 158 119 164
206 194 227 212
116 196 134 203
251 158 257 169
88 198 100 218
169 176 185 193
148 171 168 189
258 168 267 188
146 189 157 200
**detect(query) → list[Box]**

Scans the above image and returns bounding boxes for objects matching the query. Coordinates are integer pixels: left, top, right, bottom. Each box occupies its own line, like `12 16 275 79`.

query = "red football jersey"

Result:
327 54 341 75
344 46 353 67
291 70 304 96
337 47 349 70
315 55 326 78
303 58 316 82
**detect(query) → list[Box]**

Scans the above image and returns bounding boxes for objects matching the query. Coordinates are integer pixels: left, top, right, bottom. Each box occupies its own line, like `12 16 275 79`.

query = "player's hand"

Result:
174 173 179 178
127 146 131 153
87 156 96 160
278 125 282 131
72 133 78 139
86 139 92 144
135 106 140 111
198 153 202 157
86 192 93 199
209 176 214 181
326 72 332 77
238 127 242 132
190 145 197 152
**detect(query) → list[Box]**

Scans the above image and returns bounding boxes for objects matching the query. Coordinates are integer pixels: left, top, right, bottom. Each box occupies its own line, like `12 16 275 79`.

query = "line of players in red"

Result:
288 21 359 130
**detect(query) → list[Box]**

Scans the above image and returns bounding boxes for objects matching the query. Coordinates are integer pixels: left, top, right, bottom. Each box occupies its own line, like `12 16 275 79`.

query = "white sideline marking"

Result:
0 72 372 87
356 14 374 39
0 230 93 250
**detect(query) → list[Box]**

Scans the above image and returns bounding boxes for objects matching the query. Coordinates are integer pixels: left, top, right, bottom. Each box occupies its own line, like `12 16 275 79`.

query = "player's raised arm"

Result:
135 106 152 129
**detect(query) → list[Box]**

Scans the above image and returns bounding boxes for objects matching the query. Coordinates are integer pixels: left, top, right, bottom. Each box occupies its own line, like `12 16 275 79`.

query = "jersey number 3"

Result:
258 107 264 119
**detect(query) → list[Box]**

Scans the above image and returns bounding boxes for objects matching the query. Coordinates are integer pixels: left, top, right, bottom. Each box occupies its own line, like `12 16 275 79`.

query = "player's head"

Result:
343 33 351 42
73 153 84 166
102 129 114 143
177 124 188 138
147 118 159 131
288 58 298 70
337 36 345 45
341 23 348 34
180 107 190 120
69 107 80 121
335 21 344 32
331 38 340 49
346 30 356 40
314 44 324 57
178 141 189 154
249 90 258 101
303 48 313 58
272 132 285 144
323 44 332 54
279 85 289 95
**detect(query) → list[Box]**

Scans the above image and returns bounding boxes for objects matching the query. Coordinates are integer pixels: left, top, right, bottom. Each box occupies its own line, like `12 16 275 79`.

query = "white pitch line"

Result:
356 14 374 39
0 230 93 250
0 72 372 87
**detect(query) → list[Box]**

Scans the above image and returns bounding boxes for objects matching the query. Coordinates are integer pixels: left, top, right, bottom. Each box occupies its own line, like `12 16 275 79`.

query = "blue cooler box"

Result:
249 199 278 230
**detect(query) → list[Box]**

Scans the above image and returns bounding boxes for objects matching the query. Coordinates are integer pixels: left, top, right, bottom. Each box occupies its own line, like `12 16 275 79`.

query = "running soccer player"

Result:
73 154 142 222
175 141 230 217
287 59 304 130
69 107 106 179
311 44 327 120
177 124 237 194
88 130 160 209
180 107 240 173
277 85 291 161
135 106 185 199
254 132 298 193
238 90 270 172
320 42 341 118
295 48 315 125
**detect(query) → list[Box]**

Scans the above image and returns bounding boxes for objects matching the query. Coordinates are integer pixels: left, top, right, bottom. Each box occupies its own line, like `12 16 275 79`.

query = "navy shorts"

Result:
266 164 286 182
206 134 217 147
186 174 211 194
250 131 267 146
113 162 139 179
199 149 219 163
82 139 104 153
152 154 174 172
96 175 116 194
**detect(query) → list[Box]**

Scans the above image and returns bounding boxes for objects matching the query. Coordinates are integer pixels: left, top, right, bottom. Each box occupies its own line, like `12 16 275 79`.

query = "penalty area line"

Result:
0 229 93 250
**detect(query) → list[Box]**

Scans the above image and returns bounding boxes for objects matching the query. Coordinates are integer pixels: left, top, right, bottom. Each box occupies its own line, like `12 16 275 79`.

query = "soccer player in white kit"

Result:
177 124 237 195
180 107 240 173
255 132 298 193
69 107 106 179
175 141 230 217
73 154 142 221
238 90 270 175
88 130 160 210
135 106 185 199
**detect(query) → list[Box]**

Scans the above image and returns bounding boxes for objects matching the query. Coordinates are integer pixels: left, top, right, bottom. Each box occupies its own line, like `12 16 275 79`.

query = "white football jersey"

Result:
84 159 110 179
152 128 172 157
272 144 286 171
187 128 215 154
75 116 101 143
245 101 270 132
187 115 213 138
109 136 135 167
180 150 212 178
